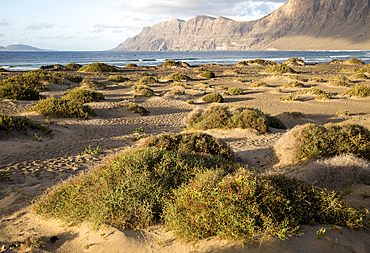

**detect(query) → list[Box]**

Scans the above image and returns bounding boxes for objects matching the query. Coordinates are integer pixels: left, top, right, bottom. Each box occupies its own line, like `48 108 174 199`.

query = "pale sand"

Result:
1 62 370 252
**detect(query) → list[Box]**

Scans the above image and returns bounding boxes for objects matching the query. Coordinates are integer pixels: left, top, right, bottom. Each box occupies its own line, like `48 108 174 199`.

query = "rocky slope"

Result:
114 0 370 51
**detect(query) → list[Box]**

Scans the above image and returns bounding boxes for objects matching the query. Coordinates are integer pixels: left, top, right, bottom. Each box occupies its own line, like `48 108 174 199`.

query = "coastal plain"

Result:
1 60 370 252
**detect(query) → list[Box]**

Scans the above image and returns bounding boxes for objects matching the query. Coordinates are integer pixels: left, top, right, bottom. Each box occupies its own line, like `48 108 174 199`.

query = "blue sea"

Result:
1 50 370 71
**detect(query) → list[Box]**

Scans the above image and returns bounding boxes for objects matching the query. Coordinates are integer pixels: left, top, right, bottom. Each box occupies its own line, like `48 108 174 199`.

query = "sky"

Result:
0 0 288 51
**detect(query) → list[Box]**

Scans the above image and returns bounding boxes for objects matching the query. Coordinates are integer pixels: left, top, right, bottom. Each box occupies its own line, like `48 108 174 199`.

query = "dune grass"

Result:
261 64 296 74
78 63 117 73
200 71 215 79
53 72 83 83
126 103 150 116
185 105 285 133
167 73 191 81
202 93 224 103
228 88 243 95
62 88 104 103
342 84 370 97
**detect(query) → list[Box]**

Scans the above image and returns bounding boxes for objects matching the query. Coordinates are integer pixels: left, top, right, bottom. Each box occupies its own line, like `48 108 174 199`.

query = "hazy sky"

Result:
0 0 288 51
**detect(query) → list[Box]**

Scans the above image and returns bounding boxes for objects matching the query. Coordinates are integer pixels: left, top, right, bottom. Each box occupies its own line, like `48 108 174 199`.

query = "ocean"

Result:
1 50 370 71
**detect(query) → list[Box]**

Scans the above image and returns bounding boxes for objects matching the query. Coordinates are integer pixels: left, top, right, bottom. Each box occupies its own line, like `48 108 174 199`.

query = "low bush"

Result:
142 132 235 161
342 84 370 97
329 76 351 87
0 68 8 72
228 88 243 95
133 85 154 97
78 63 117 72
274 123 370 164
283 57 306 66
79 79 106 90
52 72 83 83
167 73 191 81
248 59 276 65
65 63 82 69
200 71 215 79
125 63 137 68
29 96 96 119
0 113 53 138
347 58 365 65
33 148 238 229
261 64 296 74
126 103 150 116
62 88 104 103
164 168 369 242
0 83 40 100
107 75 129 82
202 93 224 103
250 81 269 88
300 87 332 100
310 77 325 82
161 60 176 67
278 93 300 101
136 76 158 85
282 81 305 88
193 67 208 72
185 105 285 133
288 75 307 82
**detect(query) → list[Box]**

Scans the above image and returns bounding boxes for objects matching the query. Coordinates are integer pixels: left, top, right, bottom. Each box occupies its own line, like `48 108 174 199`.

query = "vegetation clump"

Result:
248 59 276 65
107 75 129 82
62 88 104 103
283 57 306 66
278 93 300 101
79 79 107 90
52 72 83 83
288 75 307 82
228 87 243 95
262 64 296 74
202 93 224 103
161 60 190 67
0 113 53 138
250 81 269 88
185 105 285 133
200 71 215 79
346 58 365 65
282 81 305 88
275 123 370 163
33 147 238 229
0 83 40 100
125 63 137 68
133 85 154 97
29 96 96 119
126 103 150 116
167 73 191 82
78 63 117 73
136 76 158 85
164 168 369 242
342 84 370 97
142 132 235 161
329 76 351 87
301 87 332 100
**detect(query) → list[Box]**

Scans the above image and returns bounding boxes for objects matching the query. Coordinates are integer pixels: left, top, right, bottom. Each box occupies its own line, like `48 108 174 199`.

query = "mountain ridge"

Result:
0 44 53 51
114 0 370 51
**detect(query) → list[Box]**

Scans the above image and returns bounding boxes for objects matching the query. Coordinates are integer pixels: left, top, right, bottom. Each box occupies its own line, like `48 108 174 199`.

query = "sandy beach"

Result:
1 60 370 252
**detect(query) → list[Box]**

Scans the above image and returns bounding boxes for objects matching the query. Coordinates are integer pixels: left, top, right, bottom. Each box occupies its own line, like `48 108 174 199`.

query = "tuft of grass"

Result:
125 63 137 68
185 105 285 133
351 73 368 80
167 73 191 82
329 76 351 87
288 75 307 82
33 148 238 229
107 75 129 82
342 84 370 97
53 72 83 83
187 100 194 104
23 236 45 248
78 63 117 72
347 58 365 65
164 168 369 243
63 88 104 103
202 93 224 103
133 85 154 97
228 88 243 95
282 81 305 88
29 96 96 119
0 169 12 182
278 93 300 101
193 67 208 72
141 132 235 162
248 59 276 65
126 103 150 116
283 57 306 66
300 87 332 100
65 63 82 69
161 60 176 67
250 81 269 88
275 123 370 163
0 113 53 138
310 77 325 82
200 71 215 79
336 110 350 116
136 76 158 85
79 79 107 90
261 64 296 74
0 83 41 100
80 145 105 155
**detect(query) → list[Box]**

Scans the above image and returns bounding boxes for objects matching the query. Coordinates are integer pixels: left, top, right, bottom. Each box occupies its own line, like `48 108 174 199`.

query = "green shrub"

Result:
78 63 117 72
288 75 307 82
125 63 137 68
187 100 194 104
282 81 305 88
33 148 238 229
262 64 296 74
292 124 370 161
329 76 351 87
193 67 208 72
65 63 82 69
52 72 83 83
202 93 224 103
248 59 276 65
164 168 369 242
161 60 176 67
352 73 368 80
0 68 8 72
167 73 191 81
283 57 306 65
62 88 104 103
142 132 235 161
301 87 332 100
0 113 53 138
342 84 370 97
200 71 215 79
310 77 325 82
126 103 150 116
107 75 129 82
133 85 154 97
250 81 269 88
228 88 243 95
29 96 96 119
279 93 300 101
136 76 158 85
0 83 40 100
79 79 107 90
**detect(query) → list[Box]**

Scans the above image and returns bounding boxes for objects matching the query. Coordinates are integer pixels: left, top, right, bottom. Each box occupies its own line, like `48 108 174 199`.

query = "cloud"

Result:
126 0 288 17
81 35 104 40
38 34 75 40
0 33 5 37
26 22 56 30
0 19 9 26
88 23 143 33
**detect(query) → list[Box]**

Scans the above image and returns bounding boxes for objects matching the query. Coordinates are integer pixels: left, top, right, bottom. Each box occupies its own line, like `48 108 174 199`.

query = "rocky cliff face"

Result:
114 0 370 51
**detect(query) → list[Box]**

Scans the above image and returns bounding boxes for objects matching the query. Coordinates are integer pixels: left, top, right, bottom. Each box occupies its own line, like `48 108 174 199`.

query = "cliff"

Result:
114 0 370 51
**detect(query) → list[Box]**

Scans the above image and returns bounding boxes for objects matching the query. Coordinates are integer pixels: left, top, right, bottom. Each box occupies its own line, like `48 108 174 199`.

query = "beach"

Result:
1 59 370 252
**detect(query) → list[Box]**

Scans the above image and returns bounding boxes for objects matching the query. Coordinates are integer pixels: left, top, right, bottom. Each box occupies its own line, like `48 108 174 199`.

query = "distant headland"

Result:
0 44 55 51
